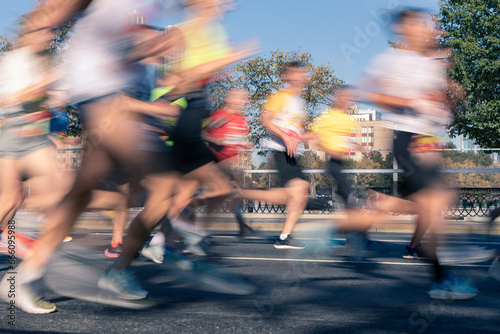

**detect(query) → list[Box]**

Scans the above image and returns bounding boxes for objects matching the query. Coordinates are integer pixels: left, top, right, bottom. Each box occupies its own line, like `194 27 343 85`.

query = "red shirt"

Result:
205 109 249 161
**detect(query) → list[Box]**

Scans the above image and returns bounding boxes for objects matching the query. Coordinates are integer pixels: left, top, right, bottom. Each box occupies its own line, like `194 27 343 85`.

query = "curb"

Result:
15 211 499 235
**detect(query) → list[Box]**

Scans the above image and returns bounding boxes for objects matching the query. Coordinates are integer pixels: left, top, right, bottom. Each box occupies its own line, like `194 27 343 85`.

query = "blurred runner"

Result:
360 8 480 300
100 0 258 299
237 61 310 250
202 88 255 238
302 85 372 260
0 0 183 314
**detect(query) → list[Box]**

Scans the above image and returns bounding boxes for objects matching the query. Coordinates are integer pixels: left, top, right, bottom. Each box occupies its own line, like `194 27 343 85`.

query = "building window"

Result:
369 126 374 134
362 136 367 143
368 136 374 143
362 126 367 134
351 128 356 134
368 145 374 151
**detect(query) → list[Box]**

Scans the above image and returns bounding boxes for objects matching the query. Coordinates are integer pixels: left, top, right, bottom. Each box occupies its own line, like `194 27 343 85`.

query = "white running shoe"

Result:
0 270 56 314
438 246 496 264
141 243 165 264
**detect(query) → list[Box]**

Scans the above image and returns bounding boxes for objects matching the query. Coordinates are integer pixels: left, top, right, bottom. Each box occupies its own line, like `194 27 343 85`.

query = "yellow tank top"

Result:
312 108 354 154
173 17 232 72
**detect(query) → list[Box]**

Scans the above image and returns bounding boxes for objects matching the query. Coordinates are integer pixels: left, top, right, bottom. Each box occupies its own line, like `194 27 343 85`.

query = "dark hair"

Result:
393 7 428 26
338 84 355 90
284 61 304 71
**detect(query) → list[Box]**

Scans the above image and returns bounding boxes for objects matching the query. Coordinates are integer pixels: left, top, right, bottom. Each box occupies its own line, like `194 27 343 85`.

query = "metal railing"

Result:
196 186 500 218
198 168 500 218
51 148 500 218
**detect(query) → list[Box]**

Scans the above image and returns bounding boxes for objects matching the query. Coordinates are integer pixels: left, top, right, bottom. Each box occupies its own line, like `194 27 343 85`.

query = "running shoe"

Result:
429 273 478 300
239 223 255 239
403 245 429 259
437 246 496 265
98 268 149 300
141 243 165 264
0 270 56 314
104 243 123 258
63 236 73 243
274 235 306 250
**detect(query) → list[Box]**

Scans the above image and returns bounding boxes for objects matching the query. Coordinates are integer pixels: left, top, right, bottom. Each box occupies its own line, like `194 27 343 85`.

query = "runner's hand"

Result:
283 134 298 157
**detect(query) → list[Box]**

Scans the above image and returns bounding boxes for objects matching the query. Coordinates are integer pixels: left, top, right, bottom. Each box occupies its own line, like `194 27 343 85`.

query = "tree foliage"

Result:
441 149 499 187
437 0 500 148
0 0 77 56
208 50 343 149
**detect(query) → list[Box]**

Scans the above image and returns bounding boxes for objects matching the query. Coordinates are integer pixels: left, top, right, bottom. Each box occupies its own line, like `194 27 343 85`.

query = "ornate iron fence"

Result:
194 187 500 218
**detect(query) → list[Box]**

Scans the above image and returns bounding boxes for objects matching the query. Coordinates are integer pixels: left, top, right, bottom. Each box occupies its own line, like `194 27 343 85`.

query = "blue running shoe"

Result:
429 273 478 300
98 268 149 300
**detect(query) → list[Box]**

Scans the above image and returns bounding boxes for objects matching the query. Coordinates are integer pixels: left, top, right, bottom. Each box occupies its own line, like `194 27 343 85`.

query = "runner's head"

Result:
392 8 430 53
225 89 248 114
282 61 307 93
332 84 356 112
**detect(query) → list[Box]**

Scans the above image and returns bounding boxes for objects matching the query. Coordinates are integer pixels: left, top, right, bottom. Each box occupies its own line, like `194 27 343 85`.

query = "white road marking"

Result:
210 235 500 245
215 256 493 268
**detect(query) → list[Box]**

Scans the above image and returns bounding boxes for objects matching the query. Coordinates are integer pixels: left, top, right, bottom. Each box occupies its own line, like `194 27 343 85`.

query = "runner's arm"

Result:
26 0 92 31
127 27 185 64
120 95 181 118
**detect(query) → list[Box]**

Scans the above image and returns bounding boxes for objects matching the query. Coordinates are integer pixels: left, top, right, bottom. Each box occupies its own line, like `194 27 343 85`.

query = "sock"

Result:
433 260 446 283
149 231 165 246
280 233 290 240
111 241 122 248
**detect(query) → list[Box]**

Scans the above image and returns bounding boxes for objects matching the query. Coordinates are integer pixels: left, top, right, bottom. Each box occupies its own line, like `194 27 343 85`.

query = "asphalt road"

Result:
0 225 499 334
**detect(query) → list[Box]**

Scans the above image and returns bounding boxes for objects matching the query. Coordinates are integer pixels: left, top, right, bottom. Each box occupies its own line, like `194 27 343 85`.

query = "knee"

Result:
286 180 309 201
66 188 92 207
292 179 309 195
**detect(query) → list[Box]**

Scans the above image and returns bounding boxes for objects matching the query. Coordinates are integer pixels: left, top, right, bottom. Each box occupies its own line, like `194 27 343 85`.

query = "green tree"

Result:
437 0 500 148
0 1 77 56
253 160 280 188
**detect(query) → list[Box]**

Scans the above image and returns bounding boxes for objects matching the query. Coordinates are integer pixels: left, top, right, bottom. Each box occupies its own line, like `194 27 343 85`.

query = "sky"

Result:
0 0 446 162
1 0 440 87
